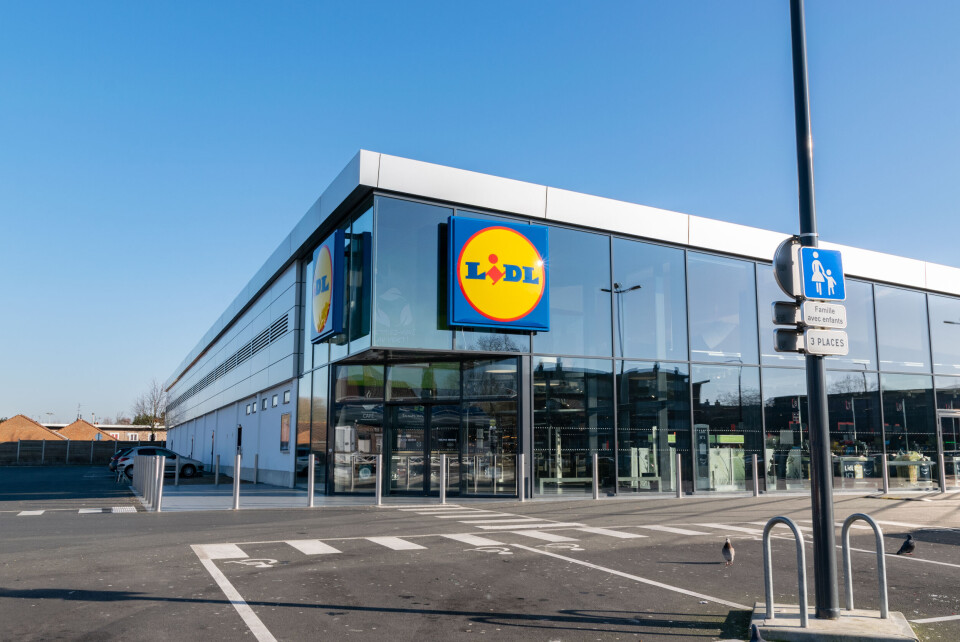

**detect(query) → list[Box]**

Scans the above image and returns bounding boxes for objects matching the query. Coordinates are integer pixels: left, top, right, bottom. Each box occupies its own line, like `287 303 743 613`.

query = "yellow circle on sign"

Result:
457 226 545 322
312 245 333 333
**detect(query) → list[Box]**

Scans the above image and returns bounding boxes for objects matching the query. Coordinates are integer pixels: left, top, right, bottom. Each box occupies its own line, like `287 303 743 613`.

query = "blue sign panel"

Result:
310 229 345 343
448 216 549 331
799 247 845 301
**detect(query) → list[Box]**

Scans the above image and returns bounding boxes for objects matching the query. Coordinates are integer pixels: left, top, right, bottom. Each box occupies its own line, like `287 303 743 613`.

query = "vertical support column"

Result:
676 452 683 498
753 454 760 497
308 453 316 508
156 456 165 512
375 454 383 506
439 454 447 505
65 440 70 464
592 453 600 500
518 453 525 502
233 453 241 510
90 441 95 464
254 454 259 485
17 440 21 464
881 454 889 494
215 455 220 487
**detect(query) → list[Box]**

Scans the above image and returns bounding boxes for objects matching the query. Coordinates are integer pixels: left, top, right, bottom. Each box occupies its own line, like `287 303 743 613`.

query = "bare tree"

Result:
132 379 168 437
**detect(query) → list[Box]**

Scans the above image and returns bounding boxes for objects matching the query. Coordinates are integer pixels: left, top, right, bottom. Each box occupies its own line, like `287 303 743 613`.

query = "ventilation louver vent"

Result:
168 314 290 411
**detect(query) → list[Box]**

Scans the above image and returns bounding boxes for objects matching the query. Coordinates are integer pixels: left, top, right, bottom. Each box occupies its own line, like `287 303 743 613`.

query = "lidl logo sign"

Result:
311 230 344 343
449 216 549 331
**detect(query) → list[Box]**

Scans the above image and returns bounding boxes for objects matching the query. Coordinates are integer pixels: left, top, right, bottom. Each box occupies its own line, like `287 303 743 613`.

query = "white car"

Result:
116 446 203 479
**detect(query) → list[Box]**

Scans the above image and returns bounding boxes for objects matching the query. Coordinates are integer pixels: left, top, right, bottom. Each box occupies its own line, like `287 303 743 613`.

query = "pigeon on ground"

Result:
722 538 735 566
896 534 916 556
749 623 767 641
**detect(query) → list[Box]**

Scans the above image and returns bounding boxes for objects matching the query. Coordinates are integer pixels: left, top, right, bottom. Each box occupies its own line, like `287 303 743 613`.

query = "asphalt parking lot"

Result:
1 466 958 641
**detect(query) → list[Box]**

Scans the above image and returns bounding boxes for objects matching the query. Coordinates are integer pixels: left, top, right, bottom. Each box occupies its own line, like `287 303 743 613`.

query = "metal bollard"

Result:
156 456 165 512
752 454 760 497
232 453 241 510
592 453 600 500
307 453 316 507
41 439 45 464
675 452 683 498
375 454 383 506
938 453 947 494
215 455 220 488
175 457 180 486
254 454 259 485
881 454 889 494
518 453 525 502
90 441 95 464
65 440 70 464
439 454 447 505
17 440 21 464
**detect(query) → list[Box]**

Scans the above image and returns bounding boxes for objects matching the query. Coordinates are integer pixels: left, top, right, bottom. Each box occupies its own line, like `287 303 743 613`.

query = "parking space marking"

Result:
366 536 427 551
575 527 646 539
191 545 277 642
111 506 136 513
78 508 108 514
697 523 765 536
634 525 707 536
510 543 751 610
512 530 578 542
911 614 960 624
195 543 249 560
458 517 544 525
17 510 45 516
432 512 511 519
286 540 342 555
477 521 584 530
442 533 506 547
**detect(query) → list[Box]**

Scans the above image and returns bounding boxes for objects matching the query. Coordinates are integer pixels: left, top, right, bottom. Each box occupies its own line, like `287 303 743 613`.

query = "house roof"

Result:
57 419 117 441
0 415 67 441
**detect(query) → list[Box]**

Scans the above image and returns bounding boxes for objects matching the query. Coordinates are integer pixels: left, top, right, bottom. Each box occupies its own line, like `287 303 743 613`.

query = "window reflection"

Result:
929 295 960 375
936 375 960 410
827 369 882 490
875 286 930 372
824 280 877 370
757 265 804 366
387 362 460 401
334 364 385 402
881 373 937 490
688 254 759 364
348 207 373 354
310 367 328 491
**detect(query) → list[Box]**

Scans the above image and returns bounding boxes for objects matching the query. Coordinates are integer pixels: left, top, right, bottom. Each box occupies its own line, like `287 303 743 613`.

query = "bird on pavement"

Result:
896 534 916 556
722 538 735 566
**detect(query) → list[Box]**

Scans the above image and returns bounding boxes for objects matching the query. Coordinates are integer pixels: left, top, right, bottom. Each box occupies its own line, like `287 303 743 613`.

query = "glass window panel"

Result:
929 294 960 375
373 197 452 350
332 402 383 493
762 367 808 489
688 253 759 364
616 361 690 493
881 374 937 489
462 400 518 495
757 264 804 366
532 356 614 494
387 362 460 401
936 375 960 410
532 227 612 357
334 364 384 402
824 280 877 370
329 218 352 362
297 372 311 471
455 327 528 352
310 367 329 490
613 238 687 361
691 364 762 491
462 358 519 400
301 259 314 372
875 286 931 372
827 369 882 490
348 206 373 354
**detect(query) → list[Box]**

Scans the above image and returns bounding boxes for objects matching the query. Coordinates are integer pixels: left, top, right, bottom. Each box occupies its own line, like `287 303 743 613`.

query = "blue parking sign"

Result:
799 247 845 301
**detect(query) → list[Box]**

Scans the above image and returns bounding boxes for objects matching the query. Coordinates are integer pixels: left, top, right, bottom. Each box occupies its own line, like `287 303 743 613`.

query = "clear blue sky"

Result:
2 1 958 423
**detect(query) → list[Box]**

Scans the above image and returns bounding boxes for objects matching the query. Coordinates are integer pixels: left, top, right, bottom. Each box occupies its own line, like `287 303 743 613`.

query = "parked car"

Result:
108 447 136 472
115 446 203 479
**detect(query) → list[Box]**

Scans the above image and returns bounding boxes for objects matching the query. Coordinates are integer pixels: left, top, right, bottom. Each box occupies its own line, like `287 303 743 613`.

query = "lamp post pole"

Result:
790 0 839 619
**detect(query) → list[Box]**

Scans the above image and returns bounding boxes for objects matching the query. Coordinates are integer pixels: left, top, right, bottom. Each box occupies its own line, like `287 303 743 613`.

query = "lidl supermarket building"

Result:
165 151 960 497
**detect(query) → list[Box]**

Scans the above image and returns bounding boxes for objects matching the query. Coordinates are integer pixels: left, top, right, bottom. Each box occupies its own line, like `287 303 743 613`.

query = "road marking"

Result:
511 543 750 610
513 530 578 542
18 510 44 516
195 543 248 560
575 527 647 539
635 525 708 536
398 506 463 511
78 508 107 514
457 518 544 525
286 540 341 555
366 537 427 551
912 614 960 624
414 509 487 515
442 533 507 547
697 523 765 536
432 512 512 519
112 506 136 513
191 545 277 642
875 520 929 530
477 522 583 530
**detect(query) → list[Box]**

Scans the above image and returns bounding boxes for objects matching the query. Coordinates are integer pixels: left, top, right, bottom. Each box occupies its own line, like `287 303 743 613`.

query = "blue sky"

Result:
1 1 958 422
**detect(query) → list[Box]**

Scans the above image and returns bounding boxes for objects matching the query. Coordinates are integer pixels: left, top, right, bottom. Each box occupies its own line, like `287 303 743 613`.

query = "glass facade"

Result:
293 195 960 496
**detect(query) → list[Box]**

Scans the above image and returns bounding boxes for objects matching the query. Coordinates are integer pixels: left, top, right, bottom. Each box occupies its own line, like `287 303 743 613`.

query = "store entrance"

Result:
384 404 460 496
938 410 960 489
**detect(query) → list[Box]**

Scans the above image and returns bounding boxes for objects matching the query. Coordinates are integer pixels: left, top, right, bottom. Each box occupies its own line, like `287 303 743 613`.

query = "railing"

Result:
762 516 809 628
841 513 888 618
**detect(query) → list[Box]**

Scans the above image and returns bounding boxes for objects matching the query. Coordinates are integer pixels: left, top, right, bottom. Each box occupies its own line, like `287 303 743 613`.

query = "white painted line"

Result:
697 523 765 536
398 505 462 511
425 512 499 518
191 545 278 642
367 537 427 551
78 508 105 514
875 520 925 530
458 518 544 525
286 540 341 555
636 525 708 536
194 543 249 560
17 510 44 516
111 506 136 513
575 527 647 539
442 533 506 547
511 543 750 610
912 614 960 624
513 530 578 542
846 547 960 570
477 522 583 530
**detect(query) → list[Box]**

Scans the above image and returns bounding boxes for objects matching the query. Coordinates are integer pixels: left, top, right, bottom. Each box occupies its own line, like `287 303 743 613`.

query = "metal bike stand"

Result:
841 513 888 619
762 516 809 628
